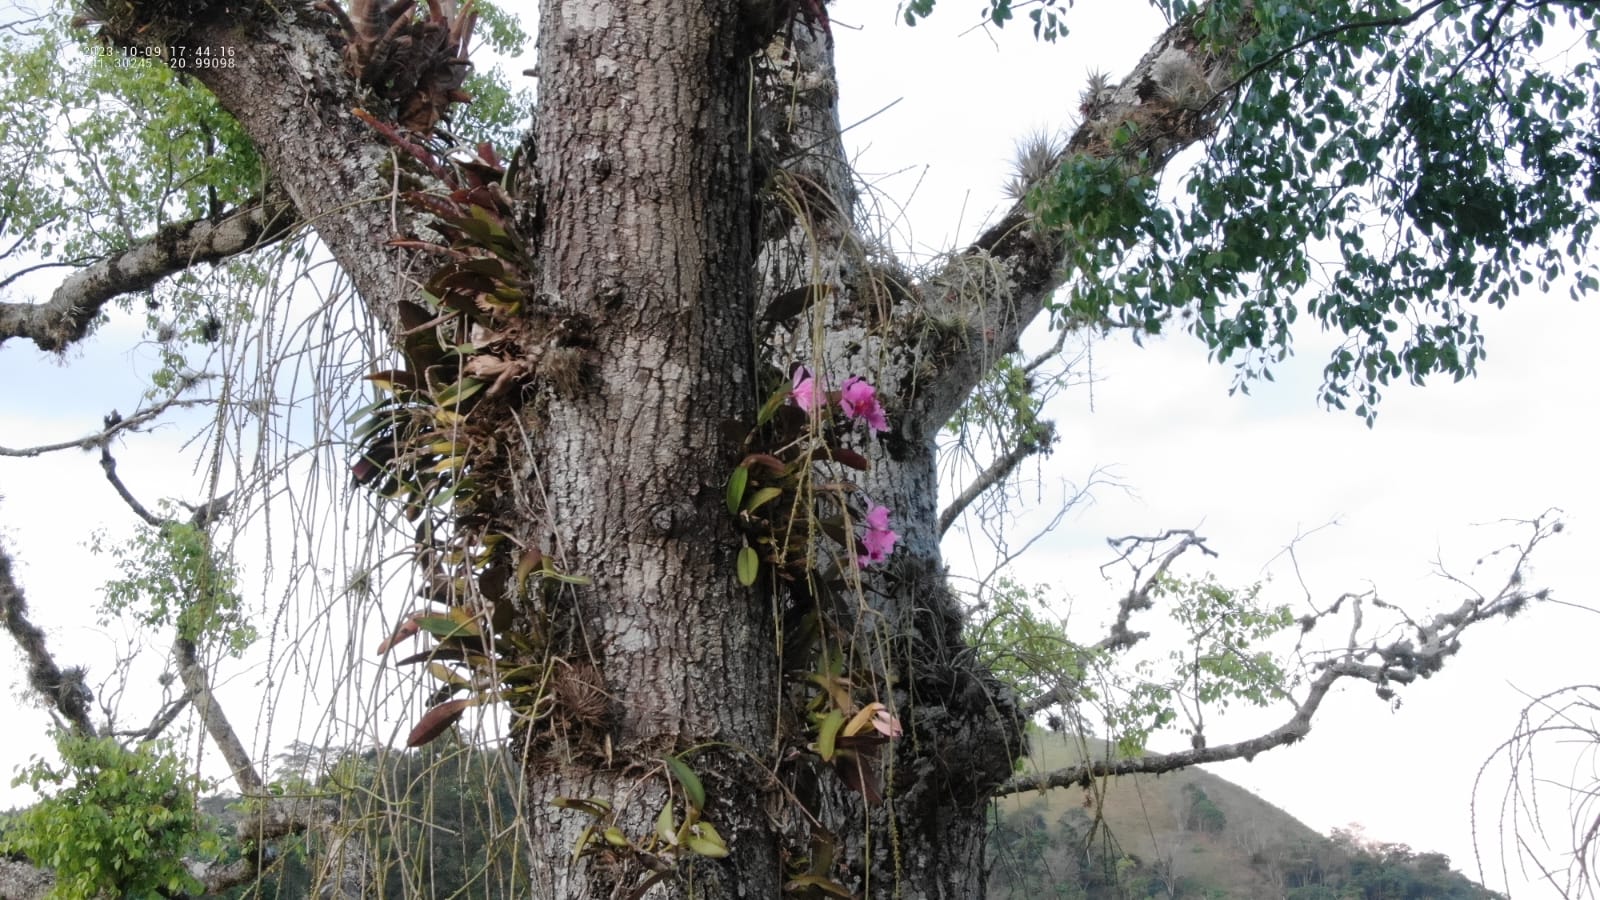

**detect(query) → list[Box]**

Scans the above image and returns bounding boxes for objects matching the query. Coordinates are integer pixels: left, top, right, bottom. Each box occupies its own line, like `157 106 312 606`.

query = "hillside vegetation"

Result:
991 733 1504 899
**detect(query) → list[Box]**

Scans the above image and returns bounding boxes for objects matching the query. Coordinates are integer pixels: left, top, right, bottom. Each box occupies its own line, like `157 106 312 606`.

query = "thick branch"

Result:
906 9 1249 434
174 634 265 794
162 8 440 323
997 666 1335 796
0 192 297 353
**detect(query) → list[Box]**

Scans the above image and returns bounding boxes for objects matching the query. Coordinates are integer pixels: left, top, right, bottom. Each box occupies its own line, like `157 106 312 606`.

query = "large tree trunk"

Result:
513 1 784 895
511 4 1021 893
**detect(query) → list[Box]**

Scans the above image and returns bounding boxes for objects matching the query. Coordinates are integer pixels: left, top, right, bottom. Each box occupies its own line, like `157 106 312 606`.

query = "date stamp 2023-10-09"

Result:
79 42 239 70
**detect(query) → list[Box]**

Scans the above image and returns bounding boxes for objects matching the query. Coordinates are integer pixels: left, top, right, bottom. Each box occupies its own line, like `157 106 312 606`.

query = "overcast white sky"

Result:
1 2 1596 896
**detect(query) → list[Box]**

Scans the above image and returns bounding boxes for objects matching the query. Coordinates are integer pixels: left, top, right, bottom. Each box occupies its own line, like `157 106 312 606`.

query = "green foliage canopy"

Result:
916 0 1600 421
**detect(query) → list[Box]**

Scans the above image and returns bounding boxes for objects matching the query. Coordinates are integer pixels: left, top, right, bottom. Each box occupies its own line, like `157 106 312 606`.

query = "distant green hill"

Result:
990 732 1504 899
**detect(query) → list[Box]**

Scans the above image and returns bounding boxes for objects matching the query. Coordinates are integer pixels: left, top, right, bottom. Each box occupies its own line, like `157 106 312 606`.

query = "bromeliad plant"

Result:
348 115 597 750
374 545 599 747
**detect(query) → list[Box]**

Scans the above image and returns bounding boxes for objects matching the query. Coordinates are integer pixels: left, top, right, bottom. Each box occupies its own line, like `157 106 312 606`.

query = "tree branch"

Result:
0 391 211 458
938 424 1053 535
98 438 166 529
112 692 193 742
0 542 98 737
174 633 265 794
89 4 448 325
904 9 1250 435
0 191 297 353
997 665 1334 796
1017 529 1215 719
96 445 267 793
1000 513 1562 797
1099 529 1217 653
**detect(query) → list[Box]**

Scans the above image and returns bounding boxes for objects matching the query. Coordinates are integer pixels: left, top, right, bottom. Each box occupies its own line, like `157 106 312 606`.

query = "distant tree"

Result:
1327 828 1505 900
1181 784 1227 835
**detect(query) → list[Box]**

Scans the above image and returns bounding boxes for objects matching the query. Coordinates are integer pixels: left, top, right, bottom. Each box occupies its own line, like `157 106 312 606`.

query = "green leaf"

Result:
655 801 677 845
426 661 469 685
684 821 729 858
571 824 595 861
424 455 468 474
726 465 749 514
744 486 784 513
552 796 612 819
433 377 485 409
538 565 591 586
816 709 845 761
755 382 790 426
663 755 706 813
736 545 759 587
414 615 481 639
784 875 855 897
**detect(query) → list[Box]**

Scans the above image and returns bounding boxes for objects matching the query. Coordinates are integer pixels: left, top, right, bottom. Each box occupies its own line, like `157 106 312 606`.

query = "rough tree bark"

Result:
514 1 783 895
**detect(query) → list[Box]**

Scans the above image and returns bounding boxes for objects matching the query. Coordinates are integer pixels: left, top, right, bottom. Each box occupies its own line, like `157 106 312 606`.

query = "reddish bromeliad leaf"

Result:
405 698 471 747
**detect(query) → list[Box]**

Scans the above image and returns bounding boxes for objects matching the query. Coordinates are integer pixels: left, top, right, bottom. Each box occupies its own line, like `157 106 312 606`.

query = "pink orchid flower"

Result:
858 504 898 566
839 376 889 433
791 366 822 413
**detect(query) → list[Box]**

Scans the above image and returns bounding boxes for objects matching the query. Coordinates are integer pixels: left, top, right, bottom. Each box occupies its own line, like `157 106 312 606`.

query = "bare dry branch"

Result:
112 692 193 742
939 425 1054 535
98 438 166 529
0 191 297 353
1016 529 1213 719
0 389 211 458
1099 529 1217 653
1001 514 1562 798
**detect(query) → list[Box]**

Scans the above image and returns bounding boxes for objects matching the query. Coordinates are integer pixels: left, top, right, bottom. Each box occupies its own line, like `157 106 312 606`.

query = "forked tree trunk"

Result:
92 1 1038 896
27 0 1544 894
